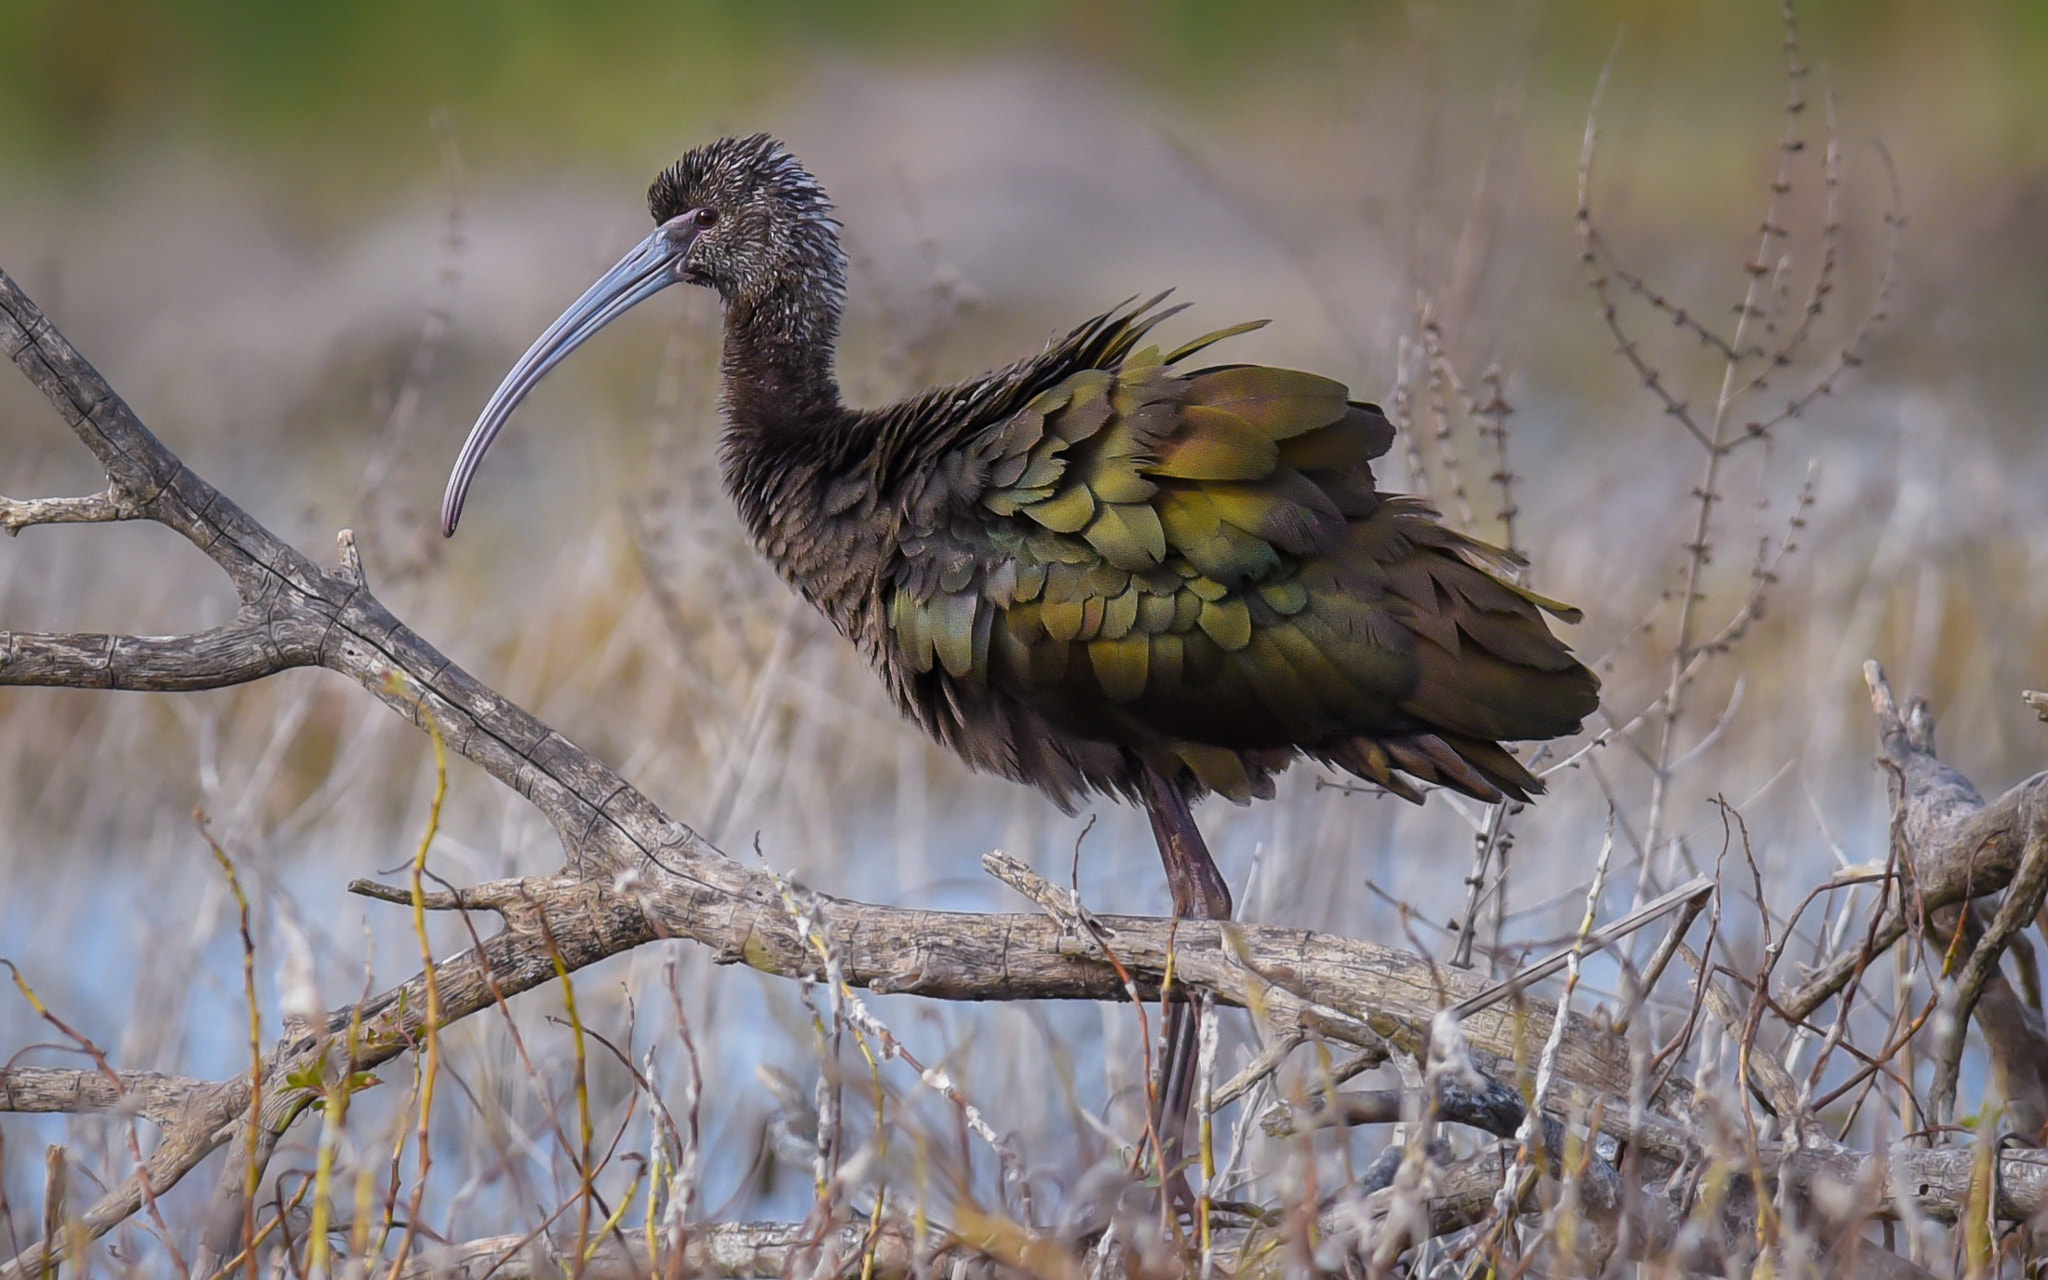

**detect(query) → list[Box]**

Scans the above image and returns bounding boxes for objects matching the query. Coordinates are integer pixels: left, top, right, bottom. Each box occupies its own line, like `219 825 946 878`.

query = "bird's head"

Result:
647 134 844 309
441 134 843 536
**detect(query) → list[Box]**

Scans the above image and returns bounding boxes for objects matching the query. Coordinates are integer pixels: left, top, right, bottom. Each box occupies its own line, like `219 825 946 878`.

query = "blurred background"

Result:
3 0 2047 1260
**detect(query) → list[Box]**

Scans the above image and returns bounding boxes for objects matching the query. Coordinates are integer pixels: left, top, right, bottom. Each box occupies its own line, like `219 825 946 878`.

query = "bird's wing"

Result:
883 325 1597 804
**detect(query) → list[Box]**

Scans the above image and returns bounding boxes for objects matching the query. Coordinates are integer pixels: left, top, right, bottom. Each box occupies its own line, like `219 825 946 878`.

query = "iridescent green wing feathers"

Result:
884 302 1598 804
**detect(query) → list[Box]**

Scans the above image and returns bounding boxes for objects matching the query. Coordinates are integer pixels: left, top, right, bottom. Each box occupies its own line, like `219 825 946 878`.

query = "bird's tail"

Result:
1325 731 1546 804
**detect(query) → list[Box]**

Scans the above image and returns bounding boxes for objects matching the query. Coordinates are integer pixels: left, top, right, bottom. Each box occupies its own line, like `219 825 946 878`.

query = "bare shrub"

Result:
6 6 2047 1278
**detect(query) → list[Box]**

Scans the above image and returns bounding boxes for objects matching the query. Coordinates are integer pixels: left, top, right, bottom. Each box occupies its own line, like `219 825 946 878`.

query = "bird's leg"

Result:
1140 767 1234 922
1137 766 1232 1203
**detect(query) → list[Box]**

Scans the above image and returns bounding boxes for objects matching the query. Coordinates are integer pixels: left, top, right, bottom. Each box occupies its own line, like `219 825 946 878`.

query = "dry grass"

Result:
5 3 2048 1276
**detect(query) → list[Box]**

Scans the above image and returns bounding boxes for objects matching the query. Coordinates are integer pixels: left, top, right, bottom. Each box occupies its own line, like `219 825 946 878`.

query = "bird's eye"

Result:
692 207 719 228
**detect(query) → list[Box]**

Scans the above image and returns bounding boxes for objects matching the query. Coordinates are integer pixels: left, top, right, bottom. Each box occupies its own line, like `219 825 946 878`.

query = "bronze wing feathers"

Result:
882 304 1599 807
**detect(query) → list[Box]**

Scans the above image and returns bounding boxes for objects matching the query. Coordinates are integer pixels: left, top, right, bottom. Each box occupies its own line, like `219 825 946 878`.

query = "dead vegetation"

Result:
5 5 2048 1277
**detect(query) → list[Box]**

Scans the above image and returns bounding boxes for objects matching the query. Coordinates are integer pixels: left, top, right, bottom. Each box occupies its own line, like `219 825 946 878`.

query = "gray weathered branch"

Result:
0 623 299 690
0 485 147 534
1806 664 2048 1131
0 1067 208 1128
0 869 1674 1279
1779 664 2048 1033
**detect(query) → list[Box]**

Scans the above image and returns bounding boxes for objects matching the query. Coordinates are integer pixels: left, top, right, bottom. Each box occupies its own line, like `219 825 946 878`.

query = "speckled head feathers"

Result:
648 134 833 228
645 134 847 322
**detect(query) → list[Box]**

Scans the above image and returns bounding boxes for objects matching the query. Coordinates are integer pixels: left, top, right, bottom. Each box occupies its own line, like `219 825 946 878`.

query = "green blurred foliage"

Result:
0 0 1394 180
3 0 2039 191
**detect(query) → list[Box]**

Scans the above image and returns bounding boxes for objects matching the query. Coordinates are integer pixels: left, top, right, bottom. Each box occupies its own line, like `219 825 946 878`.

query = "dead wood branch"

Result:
1 872 1686 1276
1781 665 2048 1021
1771 663 2048 1134
395 1222 948 1280
1260 1044 2000 1277
0 1067 208 1129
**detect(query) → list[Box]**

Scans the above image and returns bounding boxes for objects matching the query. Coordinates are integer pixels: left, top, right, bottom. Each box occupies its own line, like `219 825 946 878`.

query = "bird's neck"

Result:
717 282 880 624
719 280 844 438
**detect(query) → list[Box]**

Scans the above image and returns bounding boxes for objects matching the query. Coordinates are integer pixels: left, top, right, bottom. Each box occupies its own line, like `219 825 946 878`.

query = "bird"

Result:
441 133 1599 1166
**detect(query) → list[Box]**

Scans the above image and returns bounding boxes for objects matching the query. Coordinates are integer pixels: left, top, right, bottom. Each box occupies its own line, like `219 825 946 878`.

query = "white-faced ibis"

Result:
442 133 1599 1155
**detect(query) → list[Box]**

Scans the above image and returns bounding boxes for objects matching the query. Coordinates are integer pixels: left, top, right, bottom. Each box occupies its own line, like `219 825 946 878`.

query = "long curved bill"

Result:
441 215 702 536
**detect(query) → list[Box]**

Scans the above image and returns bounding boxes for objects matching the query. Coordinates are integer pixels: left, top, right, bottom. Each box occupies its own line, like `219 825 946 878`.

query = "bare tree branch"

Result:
396 1222 950 1280
0 485 148 534
1778 663 2048 1025
0 1067 208 1129
0 624 301 690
